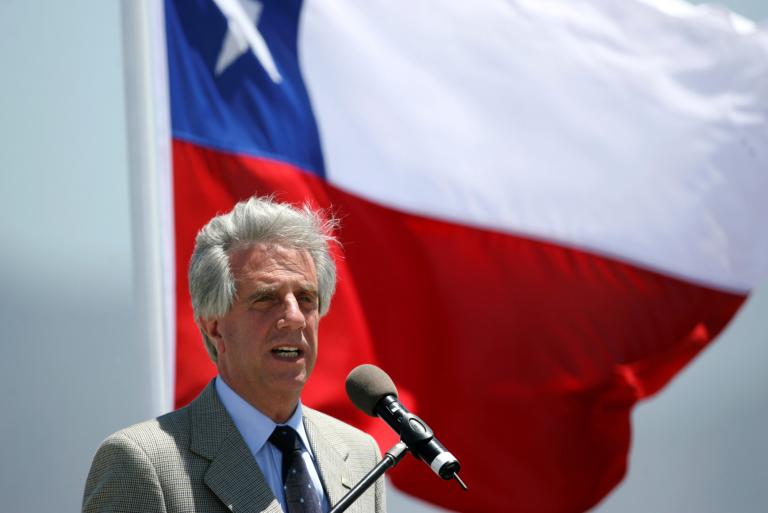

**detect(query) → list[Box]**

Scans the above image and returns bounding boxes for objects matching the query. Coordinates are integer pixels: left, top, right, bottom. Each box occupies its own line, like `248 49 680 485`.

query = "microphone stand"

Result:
328 442 409 513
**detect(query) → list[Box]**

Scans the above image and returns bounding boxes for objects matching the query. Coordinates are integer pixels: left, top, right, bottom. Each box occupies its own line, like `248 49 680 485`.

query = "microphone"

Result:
346 364 467 490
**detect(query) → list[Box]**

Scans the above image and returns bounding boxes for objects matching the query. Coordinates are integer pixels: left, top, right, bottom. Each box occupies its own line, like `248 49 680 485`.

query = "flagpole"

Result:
120 0 175 414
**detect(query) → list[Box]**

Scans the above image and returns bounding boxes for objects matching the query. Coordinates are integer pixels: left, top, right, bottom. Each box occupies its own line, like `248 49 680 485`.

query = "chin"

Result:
272 371 309 390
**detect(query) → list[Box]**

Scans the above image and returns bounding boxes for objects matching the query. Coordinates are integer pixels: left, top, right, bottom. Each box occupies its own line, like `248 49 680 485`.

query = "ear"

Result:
198 317 226 355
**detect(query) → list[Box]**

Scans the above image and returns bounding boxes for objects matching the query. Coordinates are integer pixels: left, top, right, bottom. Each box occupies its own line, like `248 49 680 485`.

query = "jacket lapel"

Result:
303 410 353 508
189 382 283 513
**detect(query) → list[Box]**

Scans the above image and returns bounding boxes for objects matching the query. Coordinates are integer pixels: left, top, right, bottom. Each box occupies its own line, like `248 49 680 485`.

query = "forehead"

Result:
229 242 317 285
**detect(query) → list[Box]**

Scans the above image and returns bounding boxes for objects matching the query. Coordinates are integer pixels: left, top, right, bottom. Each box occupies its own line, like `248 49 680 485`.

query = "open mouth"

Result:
271 346 303 360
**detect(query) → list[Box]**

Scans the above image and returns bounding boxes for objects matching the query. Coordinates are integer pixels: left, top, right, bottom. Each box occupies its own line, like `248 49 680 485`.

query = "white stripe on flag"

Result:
299 0 768 292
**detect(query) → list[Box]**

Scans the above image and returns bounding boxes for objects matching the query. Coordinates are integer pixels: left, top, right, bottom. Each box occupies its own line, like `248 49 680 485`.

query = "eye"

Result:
298 292 318 306
250 293 276 306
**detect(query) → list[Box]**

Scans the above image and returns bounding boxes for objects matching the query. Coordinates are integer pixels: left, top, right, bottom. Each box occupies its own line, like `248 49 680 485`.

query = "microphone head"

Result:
345 364 398 416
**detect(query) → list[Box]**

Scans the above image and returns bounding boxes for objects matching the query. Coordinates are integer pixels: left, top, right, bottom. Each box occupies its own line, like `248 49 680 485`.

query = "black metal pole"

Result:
329 442 409 513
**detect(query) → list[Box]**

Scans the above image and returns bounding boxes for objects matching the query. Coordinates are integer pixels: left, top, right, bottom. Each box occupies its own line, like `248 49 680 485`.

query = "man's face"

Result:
201 242 320 421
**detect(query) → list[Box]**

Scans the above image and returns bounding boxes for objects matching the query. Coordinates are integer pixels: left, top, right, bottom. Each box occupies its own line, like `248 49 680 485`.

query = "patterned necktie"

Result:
268 426 323 513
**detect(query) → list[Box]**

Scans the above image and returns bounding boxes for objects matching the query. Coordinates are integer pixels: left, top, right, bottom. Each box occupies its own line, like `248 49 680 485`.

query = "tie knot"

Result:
269 426 302 455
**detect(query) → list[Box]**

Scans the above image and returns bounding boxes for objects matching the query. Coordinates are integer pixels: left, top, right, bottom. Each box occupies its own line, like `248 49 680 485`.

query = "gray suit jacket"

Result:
83 382 385 513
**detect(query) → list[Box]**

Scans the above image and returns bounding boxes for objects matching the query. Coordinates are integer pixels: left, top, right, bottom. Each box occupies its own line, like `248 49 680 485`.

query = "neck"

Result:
219 375 300 423
259 399 298 424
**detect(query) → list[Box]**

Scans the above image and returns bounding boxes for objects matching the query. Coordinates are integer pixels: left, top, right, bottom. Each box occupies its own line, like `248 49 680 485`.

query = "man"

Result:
83 196 385 513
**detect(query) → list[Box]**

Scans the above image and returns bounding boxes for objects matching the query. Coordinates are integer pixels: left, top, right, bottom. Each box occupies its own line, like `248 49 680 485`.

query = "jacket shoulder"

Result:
100 406 191 457
83 406 200 513
303 406 371 440
303 406 381 458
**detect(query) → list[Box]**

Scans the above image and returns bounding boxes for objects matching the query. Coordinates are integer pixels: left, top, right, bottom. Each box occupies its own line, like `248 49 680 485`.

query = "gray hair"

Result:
189 195 339 362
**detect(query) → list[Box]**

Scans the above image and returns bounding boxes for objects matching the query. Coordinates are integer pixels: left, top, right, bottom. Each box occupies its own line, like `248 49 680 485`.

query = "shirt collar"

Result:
215 376 314 457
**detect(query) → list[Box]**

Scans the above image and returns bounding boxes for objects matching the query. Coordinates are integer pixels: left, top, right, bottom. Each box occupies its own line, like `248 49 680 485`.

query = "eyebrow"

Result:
245 288 276 301
244 284 318 301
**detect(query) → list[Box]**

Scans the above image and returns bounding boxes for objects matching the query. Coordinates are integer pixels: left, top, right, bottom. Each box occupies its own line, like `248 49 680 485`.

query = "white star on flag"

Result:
213 0 282 82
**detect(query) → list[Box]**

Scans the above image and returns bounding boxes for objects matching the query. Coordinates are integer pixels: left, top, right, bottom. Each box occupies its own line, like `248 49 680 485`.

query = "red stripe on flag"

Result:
173 139 744 513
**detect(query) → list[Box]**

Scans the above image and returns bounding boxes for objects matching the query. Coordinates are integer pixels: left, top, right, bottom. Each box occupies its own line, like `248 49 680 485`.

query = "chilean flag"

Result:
164 0 768 512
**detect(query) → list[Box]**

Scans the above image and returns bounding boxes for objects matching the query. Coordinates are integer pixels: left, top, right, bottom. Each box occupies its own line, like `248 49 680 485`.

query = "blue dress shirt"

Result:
215 377 330 512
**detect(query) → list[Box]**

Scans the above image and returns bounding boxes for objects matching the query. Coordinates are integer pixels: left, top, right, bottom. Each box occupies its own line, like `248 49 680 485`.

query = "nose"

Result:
277 294 306 330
